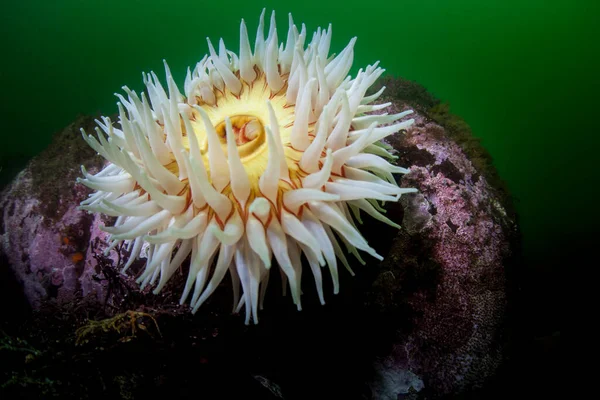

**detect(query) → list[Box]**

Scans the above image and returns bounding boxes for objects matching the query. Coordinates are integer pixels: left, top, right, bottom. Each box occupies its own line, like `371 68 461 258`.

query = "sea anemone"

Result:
77 10 416 324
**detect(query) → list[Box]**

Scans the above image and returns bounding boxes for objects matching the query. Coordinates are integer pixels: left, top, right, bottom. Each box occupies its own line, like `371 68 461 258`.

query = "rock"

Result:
0 78 519 399
363 76 518 398
0 115 116 309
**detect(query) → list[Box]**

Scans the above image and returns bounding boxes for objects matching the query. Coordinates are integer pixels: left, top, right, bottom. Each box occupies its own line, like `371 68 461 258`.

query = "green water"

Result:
1 0 597 280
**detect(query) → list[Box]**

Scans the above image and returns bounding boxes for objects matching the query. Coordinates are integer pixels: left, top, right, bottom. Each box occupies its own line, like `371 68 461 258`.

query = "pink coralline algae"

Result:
365 79 517 398
0 116 116 309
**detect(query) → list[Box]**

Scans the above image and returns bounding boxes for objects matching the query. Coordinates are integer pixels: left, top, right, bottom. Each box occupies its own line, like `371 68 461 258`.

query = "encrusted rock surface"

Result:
0 116 112 309
0 78 519 399
363 77 517 398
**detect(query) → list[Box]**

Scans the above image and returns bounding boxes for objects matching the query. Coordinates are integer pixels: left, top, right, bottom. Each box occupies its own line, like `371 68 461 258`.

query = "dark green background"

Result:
1 1 596 299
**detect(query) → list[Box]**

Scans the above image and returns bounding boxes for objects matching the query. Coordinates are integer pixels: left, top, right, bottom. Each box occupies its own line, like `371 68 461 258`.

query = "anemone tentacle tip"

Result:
78 10 415 325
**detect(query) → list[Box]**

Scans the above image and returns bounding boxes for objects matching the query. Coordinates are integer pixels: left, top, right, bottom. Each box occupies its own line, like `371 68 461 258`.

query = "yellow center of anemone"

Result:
177 72 307 203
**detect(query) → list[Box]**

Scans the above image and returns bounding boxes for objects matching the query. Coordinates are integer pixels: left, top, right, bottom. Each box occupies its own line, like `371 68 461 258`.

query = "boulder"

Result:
0 116 111 309
0 78 519 399
364 77 518 398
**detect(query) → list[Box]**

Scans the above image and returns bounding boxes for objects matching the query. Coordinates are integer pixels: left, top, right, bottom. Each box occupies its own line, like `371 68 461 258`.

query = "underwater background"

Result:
0 0 589 375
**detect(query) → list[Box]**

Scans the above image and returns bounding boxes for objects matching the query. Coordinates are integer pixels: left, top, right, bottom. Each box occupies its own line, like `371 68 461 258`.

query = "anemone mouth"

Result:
214 116 264 148
77 9 417 325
